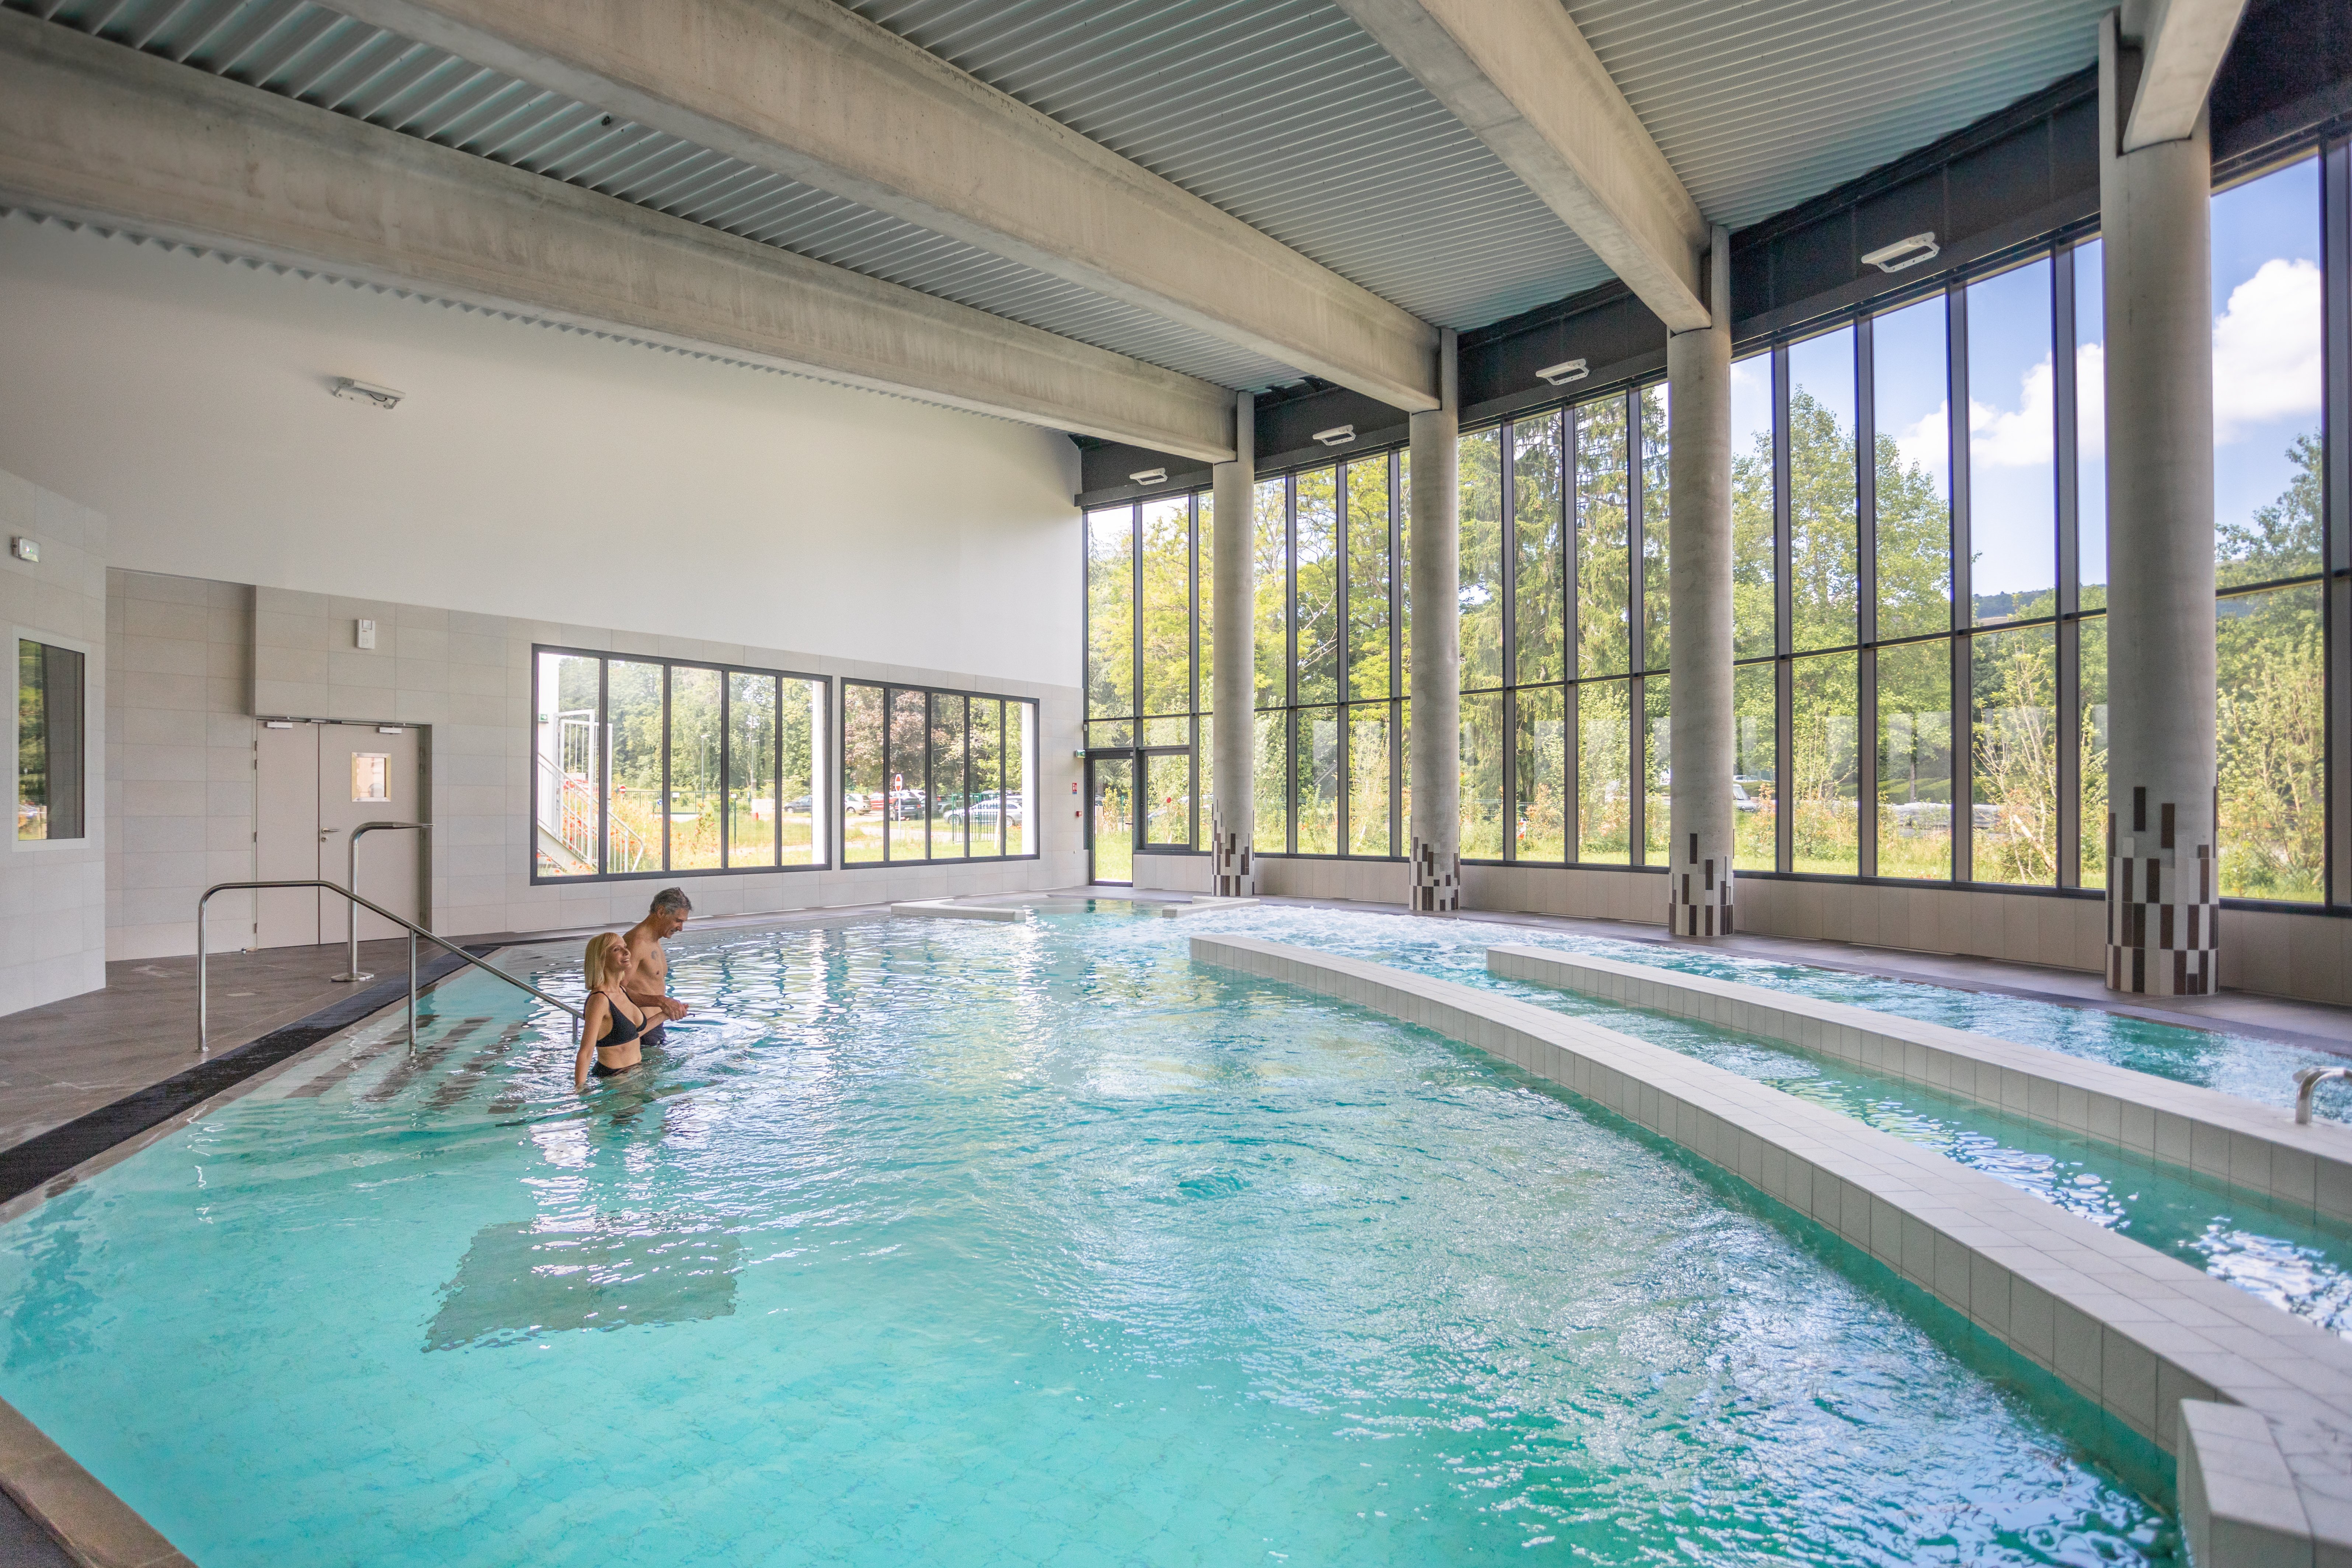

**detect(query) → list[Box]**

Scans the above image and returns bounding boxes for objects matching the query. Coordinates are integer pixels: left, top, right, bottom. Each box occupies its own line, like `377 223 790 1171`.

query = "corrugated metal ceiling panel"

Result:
1568 0 2111 233
845 0 1610 330
2 0 1299 390
5 0 2116 396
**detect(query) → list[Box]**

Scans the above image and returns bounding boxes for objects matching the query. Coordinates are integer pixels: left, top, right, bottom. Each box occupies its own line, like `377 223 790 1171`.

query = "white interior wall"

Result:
0 212 1081 690
0 468 107 1010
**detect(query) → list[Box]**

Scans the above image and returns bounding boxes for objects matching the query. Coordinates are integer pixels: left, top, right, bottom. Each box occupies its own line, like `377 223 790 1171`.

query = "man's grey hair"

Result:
650 887 693 917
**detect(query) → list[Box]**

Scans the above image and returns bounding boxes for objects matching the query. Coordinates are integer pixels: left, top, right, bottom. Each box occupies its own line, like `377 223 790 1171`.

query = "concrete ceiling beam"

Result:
0 11 1238 463
2120 0 2250 151
1330 0 1710 333
330 0 1442 412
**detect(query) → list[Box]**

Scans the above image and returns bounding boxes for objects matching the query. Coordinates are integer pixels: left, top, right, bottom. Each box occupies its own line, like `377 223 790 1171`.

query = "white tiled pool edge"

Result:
1191 935 2352 1566
1488 946 2352 1227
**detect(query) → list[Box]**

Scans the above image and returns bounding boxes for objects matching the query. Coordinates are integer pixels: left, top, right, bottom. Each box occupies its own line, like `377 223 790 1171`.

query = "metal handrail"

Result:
333 820 430 983
198 879 581 1056
2295 1066 2352 1125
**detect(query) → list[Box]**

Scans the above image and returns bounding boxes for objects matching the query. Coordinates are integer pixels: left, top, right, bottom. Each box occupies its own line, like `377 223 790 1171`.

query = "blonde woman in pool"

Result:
574 931 657 1091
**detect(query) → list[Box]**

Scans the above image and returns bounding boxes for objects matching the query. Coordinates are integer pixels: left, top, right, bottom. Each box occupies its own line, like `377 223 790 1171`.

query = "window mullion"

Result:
1857 317 1879 879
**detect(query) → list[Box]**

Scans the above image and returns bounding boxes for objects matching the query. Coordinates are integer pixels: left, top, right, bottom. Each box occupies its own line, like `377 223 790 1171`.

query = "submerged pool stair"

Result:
1189 934 2352 1568
1488 947 2352 1229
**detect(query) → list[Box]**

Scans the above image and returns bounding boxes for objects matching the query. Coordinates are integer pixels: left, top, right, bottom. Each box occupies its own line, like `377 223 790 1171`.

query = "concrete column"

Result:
1666 226 1735 937
1408 330 1462 913
1210 391 1257 896
2100 9 2219 996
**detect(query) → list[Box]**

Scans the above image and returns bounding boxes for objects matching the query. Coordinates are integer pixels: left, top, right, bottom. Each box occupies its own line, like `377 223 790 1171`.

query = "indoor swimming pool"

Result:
0 907 2268 1565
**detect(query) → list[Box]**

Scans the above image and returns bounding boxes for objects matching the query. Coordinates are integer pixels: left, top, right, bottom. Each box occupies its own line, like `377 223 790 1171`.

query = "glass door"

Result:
1088 755 1135 885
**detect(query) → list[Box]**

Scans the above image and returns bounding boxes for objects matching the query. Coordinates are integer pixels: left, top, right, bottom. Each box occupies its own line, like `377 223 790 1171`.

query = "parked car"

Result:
948 793 1024 825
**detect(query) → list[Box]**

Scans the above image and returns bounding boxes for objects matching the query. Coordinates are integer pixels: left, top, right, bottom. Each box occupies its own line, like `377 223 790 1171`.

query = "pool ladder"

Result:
2295 1065 2352 1125
196 879 583 1055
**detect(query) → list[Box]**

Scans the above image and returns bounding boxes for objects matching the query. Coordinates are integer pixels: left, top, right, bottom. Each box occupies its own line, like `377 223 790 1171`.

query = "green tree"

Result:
2215 431 2324 899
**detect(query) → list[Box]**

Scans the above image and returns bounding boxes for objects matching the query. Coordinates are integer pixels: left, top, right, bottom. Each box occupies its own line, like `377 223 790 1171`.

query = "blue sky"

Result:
1723 155 2323 603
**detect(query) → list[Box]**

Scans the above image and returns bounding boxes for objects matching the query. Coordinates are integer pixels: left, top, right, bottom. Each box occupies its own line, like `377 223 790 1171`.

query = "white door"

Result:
321 726 421 942
255 722 424 948
257 722 321 948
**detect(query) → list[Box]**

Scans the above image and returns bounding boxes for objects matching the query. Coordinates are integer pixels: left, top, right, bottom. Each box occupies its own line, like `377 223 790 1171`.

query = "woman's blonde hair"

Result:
584 931 629 990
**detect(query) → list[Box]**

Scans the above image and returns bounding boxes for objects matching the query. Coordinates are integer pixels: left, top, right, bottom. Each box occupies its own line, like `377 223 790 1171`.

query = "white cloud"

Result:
1970 355 2057 468
2212 257 2322 441
1894 401 1948 476
1954 340 2105 470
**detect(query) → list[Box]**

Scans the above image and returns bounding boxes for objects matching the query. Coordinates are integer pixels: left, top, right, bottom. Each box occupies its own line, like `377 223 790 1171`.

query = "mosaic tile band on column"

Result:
2105 787 2220 997
1408 836 1458 913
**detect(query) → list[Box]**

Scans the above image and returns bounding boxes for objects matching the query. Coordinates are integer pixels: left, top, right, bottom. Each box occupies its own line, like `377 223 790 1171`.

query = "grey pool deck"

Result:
1489 945 2352 1228
1192 933 2352 1568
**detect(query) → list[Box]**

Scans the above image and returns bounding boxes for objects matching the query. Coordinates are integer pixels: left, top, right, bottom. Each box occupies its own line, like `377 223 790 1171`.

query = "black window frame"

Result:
839 679 1041 867
527 643 833 885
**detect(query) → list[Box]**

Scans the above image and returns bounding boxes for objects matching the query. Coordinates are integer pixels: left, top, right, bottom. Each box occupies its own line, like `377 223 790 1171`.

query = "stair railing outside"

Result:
332 820 430 983
197 879 582 1056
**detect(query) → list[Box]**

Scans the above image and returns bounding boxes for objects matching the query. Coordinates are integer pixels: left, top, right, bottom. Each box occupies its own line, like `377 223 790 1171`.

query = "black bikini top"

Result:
595 990 649 1049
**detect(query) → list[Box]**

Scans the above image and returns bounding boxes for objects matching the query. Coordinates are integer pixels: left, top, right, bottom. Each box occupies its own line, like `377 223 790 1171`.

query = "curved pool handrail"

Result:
334 820 431 984
2295 1065 2352 1125
197 879 581 1056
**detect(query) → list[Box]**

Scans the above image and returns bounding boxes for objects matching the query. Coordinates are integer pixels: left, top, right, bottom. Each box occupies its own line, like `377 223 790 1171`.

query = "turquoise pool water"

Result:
0 910 2177 1565
1172 905 2352 1338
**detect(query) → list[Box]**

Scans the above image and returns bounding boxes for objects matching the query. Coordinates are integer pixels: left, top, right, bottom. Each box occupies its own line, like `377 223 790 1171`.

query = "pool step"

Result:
1487 945 2352 1228
890 898 1026 923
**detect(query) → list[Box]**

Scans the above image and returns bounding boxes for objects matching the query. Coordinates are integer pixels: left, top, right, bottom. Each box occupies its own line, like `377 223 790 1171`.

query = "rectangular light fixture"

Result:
1860 232 1939 273
331 377 404 410
1536 359 1589 387
1128 467 1168 485
1312 424 1356 447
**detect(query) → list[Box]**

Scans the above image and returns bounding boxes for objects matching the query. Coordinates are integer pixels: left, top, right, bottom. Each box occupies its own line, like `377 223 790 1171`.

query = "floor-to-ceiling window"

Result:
1087 140 2348 907
1083 491 1210 866
1249 453 1406 859
1746 149 2337 905
1454 385 1671 868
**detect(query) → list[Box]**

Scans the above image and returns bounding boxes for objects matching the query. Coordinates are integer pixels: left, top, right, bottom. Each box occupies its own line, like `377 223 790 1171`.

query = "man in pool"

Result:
620 887 693 1048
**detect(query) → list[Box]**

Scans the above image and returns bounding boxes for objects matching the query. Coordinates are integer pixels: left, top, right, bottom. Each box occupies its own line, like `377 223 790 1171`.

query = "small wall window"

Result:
352 753 391 802
18 637 85 841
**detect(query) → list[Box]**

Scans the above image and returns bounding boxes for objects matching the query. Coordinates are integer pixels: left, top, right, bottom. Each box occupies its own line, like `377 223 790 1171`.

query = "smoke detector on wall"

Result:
331 377 404 410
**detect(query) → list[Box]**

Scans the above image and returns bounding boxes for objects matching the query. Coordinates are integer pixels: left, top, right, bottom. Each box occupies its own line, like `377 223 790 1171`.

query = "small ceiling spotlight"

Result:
1128 467 1169 485
331 377 404 410
1536 358 1589 387
1860 232 1940 273
1312 424 1357 447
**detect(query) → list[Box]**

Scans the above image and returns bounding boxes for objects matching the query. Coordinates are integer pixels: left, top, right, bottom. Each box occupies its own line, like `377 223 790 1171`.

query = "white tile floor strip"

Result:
1487 945 2352 1227
1190 934 2352 1565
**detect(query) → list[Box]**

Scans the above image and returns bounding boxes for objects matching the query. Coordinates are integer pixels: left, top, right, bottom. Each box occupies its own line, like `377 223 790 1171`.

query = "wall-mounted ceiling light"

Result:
1536 359 1590 387
331 377 404 410
1128 467 1168 486
1312 424 1356 447
1860 232 1939 273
